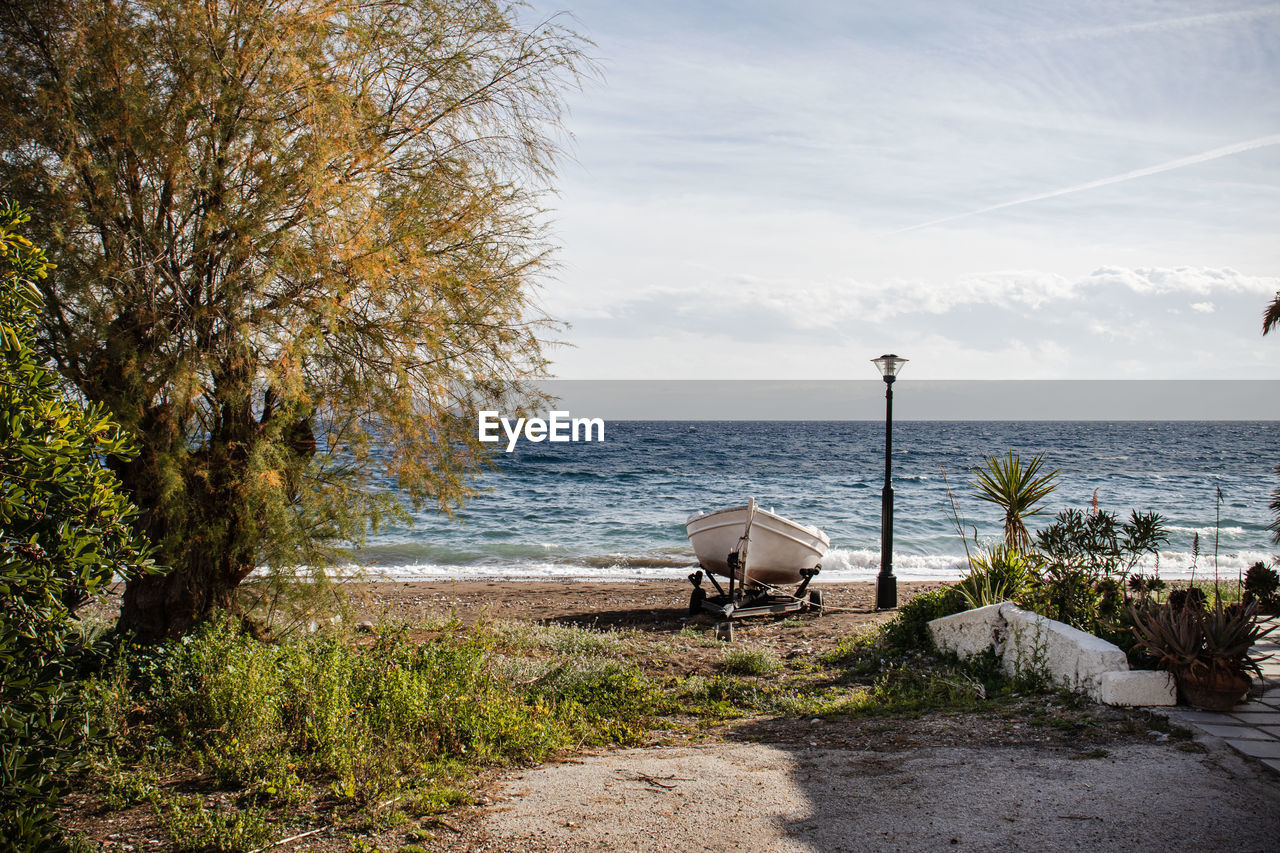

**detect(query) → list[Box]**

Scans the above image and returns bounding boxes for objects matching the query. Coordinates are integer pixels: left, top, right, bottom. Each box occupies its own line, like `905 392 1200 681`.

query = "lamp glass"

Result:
871 354 908 379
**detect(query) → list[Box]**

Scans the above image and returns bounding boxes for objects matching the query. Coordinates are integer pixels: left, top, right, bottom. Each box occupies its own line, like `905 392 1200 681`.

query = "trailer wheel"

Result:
689 587 706 615
808 588 824 614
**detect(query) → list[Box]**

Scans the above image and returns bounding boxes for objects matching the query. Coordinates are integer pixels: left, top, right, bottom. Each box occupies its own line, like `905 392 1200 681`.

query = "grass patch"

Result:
719 646 781 676
77 617 662 846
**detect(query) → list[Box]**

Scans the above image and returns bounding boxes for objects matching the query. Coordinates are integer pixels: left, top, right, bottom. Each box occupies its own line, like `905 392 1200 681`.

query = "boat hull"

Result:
685 505 829 586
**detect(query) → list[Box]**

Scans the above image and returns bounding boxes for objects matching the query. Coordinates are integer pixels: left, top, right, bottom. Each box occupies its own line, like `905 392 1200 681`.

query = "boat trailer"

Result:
687 553 823 619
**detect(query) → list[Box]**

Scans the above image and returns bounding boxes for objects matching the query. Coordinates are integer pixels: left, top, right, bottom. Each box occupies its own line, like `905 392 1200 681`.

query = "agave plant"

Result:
1129 602 1203 673
1131 600 1275 679
1201 603 1274 678
970 451 1059 550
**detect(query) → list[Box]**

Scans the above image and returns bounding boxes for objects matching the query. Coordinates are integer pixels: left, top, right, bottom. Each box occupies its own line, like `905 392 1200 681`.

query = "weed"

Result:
152 793 273 853
99 766 160 810
1003 617 1053 693
79 615 663 838
1069 748 1110 760
495 621 632 656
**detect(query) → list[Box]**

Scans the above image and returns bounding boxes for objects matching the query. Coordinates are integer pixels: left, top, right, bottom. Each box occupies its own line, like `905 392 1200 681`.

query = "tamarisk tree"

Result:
0 0 589 639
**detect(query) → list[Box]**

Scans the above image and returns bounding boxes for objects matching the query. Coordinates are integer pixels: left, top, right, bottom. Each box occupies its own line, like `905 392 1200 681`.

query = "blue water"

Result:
355 421 1279 582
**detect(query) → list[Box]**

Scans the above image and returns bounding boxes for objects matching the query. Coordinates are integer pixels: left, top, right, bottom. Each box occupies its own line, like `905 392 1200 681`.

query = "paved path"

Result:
1157 617 1280 775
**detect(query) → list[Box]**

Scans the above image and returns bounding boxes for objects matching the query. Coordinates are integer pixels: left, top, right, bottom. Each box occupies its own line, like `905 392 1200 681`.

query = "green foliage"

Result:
819 637 1019 718
970 451 1059 550
847 650 1004 716
519 658 662 745
1034 508 1167 580
879 585 966 652
0 203 157 849
0 0 594 638
956 545 1031 609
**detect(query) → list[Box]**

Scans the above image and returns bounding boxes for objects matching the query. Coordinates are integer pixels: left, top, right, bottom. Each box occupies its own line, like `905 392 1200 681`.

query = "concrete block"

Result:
998 604 1130 696
927 602 1010 659
1098 670 1176 707
929 603 1182 707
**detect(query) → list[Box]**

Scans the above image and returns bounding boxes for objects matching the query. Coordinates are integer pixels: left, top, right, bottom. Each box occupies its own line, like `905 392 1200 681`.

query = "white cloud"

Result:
1084 266 1277 296
530 0 1280 382
548 265 1280 379
569 266 1274 329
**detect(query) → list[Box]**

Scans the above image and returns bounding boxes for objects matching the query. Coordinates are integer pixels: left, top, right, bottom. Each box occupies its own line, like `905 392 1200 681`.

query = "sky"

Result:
523 0 1280 381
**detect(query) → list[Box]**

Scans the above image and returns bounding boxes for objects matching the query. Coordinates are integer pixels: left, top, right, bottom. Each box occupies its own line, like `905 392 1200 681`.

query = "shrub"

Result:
1243 561 1279 611
1027 507 1167 633
1169 587 1208 612
0 203 157 848
152 794 272 853
880 585 966 652
1131 600 1275 680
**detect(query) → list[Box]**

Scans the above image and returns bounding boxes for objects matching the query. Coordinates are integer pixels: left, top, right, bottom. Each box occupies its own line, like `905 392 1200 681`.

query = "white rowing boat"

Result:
685 499 829 586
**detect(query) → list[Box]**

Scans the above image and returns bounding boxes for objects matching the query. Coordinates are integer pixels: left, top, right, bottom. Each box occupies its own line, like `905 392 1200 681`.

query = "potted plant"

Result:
1130 599 1275 711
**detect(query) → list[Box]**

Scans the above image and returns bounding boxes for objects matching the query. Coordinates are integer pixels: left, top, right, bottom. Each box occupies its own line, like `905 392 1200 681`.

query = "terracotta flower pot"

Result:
1176 667 1250 712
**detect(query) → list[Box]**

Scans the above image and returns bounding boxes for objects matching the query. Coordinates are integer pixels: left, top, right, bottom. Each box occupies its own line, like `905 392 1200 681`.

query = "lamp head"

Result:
871 353 908 383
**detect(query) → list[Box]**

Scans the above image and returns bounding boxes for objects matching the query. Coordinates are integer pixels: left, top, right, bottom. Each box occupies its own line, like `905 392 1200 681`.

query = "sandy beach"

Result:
344 579 938 626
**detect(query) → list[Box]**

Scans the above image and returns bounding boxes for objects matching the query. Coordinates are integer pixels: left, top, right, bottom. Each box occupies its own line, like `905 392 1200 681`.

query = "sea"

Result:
353 421 1279 584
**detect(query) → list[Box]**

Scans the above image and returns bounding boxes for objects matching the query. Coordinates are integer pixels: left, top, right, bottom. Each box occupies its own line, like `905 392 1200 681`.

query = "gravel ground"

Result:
428 736 1280 852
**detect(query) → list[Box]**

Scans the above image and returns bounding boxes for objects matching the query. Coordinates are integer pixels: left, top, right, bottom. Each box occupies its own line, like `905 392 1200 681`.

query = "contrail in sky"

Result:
898 133 1280 233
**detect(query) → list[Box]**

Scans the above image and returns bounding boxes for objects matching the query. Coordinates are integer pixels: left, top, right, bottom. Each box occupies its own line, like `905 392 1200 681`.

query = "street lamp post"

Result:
871 354 907 610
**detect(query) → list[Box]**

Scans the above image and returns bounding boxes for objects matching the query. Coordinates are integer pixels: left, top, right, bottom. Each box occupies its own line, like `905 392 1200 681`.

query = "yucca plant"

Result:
970 451 1059 550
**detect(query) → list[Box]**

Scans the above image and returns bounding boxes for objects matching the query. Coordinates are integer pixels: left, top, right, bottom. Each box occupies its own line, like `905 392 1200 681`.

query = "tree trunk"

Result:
118 557 241 640
116 381 261 640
